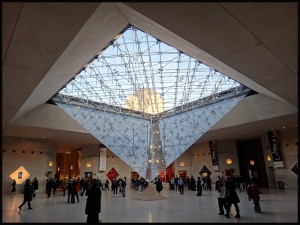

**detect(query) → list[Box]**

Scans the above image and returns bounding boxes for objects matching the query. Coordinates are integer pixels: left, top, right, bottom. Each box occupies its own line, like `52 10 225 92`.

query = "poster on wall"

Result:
209 141 219 171
99 148 107 171
267 130 284 168
18 172 23 179
106 167 119 182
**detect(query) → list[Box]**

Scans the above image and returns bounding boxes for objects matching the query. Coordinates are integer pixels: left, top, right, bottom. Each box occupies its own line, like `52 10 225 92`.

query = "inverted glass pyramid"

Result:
52 25 251 181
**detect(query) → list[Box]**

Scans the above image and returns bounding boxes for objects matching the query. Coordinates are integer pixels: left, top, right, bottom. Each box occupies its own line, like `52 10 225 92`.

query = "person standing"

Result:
215 176 227 215
196 177 202 196
139 177 146 192
190 176 196 191
32 177 38 198
225 176 241 218
246 177 261 213
10 179 16 195
186 176 191 190
154 177 163 193
120 177 127 197
112 178 118 194
71 178 80 203
178 176 184 195
105 179 110 191
61 178 68 196
174 175 179 192
85 178 102 223
46 178 53 198
18 179 33 210
67 179 73 203
207 176 212 191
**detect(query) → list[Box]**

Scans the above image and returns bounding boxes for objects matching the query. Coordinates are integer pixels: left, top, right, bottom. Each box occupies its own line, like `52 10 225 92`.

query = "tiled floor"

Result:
2 184 298 223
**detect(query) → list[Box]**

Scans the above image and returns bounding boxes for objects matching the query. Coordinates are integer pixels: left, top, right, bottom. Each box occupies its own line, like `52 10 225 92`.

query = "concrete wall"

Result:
80 144 132 182
2 127 297 195
2 137 57 195
261 128 298 190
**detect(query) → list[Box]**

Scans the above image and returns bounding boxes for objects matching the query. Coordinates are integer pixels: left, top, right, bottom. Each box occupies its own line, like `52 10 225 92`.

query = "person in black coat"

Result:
154 177 163 193
10 179 16 195
85 178 102 223
190 176 196 191
18 179 33 210
196 177 202 196
225 176 241 218
32 177 38 197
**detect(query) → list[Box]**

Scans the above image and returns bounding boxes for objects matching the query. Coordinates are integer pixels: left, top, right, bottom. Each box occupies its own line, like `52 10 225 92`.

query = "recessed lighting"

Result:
283 126 285 129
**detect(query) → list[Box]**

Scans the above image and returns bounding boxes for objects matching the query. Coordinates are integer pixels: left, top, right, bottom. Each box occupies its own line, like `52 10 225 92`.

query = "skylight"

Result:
53 25 251 181
58 26 243 118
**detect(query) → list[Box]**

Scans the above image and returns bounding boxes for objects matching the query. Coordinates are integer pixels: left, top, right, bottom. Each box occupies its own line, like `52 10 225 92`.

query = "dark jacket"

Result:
85 185 102 215
23 181 33 201
247 181 260 201
155 178 163 192
225 180 240 203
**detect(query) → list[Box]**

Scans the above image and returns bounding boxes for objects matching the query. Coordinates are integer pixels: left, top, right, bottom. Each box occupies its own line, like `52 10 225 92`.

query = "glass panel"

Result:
52 25 251 181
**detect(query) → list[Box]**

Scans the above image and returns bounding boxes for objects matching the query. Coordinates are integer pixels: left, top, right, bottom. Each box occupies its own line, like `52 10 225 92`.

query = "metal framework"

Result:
52 26 251 181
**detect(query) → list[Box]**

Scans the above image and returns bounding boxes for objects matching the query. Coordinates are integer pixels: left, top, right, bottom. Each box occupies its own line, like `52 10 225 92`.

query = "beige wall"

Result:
261 128 298 190
2 137 57 194
174 140 241 184
80 144 133 182
2 127 297 195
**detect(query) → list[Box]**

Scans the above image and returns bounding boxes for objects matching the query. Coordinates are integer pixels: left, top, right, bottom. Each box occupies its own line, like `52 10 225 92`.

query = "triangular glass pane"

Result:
52 25 251 181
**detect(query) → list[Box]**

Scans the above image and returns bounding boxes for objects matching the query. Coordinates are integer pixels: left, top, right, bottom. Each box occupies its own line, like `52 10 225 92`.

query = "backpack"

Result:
178 179 183 185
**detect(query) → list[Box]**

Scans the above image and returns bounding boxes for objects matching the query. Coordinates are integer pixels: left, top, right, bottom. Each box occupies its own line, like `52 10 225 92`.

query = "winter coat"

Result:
23 181 33 201
225 180 240 203
85 185 102 215
247 182 260 201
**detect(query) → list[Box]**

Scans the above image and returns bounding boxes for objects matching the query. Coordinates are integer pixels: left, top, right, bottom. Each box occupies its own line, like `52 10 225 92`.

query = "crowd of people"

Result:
12 173 262 222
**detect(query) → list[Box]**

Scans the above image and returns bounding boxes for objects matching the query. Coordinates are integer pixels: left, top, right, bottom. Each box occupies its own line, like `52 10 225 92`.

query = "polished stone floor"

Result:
2 184 298 223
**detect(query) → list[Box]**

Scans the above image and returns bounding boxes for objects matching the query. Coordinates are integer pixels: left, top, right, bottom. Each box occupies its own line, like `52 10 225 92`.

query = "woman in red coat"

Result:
247 177 261 213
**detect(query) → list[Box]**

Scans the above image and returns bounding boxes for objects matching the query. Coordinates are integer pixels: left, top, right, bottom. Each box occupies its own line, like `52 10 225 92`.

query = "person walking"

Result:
10 179 16 195
196 177 202 196
85 178 102 223
246 177 261 213
18 179 33 210
224 176 241 218
215 176 228 215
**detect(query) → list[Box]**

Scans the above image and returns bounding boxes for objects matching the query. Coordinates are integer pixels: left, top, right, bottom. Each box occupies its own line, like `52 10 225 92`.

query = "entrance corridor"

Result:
2 184 298 223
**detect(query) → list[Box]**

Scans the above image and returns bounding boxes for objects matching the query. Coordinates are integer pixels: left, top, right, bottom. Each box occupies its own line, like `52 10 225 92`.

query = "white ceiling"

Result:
2 2 298 148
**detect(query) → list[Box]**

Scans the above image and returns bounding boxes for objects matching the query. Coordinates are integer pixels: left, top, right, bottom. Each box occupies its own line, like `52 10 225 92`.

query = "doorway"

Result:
84 172 93 179
236 139 268 187
225 169 235 177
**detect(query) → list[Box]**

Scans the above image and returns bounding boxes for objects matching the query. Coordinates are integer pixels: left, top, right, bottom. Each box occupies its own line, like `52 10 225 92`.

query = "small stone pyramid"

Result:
134 184 166 201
